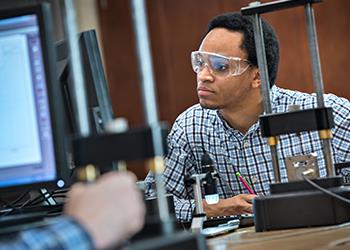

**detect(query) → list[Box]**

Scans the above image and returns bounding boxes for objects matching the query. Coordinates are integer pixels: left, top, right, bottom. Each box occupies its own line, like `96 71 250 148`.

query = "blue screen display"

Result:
0 14 57 187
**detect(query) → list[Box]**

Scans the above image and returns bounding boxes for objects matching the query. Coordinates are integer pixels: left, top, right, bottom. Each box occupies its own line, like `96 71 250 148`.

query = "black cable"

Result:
302 175 350 204
1 191 30 208
16 189 52 209
51 189 69 194
27 191 55 207
0 197 18 216
25 189 68 207
0 188 67 217
50 195 67 199
23 192 49 207
0 192 34 216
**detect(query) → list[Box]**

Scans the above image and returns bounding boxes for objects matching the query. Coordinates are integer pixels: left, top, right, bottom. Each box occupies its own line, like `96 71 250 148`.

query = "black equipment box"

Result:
254 177 350 232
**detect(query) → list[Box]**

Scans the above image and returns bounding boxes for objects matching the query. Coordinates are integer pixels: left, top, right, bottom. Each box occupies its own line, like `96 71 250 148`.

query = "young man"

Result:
146 12 350 222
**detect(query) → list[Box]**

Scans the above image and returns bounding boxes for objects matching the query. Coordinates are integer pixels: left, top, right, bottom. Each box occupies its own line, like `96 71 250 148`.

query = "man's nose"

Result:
197 64 214 82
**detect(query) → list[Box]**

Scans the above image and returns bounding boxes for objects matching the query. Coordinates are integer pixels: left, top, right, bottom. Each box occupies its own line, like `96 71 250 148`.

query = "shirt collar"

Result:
212 85 281 136
215 110 259 138
269 84 280 113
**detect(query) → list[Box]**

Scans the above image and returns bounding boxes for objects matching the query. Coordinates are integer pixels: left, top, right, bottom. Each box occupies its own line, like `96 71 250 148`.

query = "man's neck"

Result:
220 101 263 135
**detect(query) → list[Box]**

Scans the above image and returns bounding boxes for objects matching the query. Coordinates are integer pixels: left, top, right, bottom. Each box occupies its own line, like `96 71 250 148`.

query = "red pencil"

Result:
236 172 255 195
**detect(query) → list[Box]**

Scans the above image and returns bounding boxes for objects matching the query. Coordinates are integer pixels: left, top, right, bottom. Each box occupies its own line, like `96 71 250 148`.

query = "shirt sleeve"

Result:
163 118 198 222
327 94 350 163
0 216 94 250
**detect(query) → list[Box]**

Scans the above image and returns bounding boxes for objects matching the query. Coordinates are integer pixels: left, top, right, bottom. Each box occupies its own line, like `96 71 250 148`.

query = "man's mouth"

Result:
197 86 214 97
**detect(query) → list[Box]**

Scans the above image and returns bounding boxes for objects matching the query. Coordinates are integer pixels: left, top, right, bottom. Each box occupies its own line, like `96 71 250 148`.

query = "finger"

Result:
101 171 137 186
243 205 254 214
68 183 86 198
115 171 137 182
242 194 257 203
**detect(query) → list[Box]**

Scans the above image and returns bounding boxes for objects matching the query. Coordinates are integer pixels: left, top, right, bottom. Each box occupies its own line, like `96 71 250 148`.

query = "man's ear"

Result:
252 69 261 88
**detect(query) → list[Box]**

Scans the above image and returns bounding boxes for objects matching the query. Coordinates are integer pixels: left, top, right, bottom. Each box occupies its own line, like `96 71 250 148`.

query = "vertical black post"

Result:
251 2 281 183
304 3 335 176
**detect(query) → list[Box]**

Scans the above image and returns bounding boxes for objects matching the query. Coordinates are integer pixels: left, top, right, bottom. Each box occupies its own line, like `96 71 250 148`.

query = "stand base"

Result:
123 231 207 250
191 214 206 232
254 177 350 232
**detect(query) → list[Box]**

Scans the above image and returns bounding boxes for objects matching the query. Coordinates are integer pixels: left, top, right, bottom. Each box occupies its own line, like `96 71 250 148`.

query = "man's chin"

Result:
199 101 218 110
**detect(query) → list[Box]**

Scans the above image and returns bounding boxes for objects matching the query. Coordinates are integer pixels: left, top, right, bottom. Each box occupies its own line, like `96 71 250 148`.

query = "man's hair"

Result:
207 12 279 87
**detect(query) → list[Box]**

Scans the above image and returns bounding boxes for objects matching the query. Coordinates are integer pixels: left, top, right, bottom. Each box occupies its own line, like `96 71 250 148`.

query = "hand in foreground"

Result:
64 171 145 249
203 194 256 217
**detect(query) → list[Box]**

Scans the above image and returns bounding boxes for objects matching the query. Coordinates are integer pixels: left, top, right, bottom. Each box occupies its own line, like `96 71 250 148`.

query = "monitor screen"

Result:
56 29 114 136
0 4 68 190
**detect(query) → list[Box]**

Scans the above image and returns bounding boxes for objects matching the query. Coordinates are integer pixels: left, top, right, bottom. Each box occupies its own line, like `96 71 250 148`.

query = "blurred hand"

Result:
203 194 256 217
64 171 145 249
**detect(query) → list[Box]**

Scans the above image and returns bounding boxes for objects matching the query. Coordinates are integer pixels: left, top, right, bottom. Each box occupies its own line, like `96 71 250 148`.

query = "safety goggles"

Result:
191 51 251 77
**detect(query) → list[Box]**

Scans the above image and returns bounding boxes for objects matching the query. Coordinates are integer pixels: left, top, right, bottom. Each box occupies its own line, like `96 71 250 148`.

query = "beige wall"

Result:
74 0 104 59
75 0 100 32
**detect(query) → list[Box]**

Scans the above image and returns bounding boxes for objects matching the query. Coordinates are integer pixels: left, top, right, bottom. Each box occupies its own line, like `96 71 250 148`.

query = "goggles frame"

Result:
191 51 251 77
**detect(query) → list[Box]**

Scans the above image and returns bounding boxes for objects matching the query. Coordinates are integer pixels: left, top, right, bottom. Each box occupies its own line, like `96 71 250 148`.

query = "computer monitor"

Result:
0 4 69 191
56 29 114 136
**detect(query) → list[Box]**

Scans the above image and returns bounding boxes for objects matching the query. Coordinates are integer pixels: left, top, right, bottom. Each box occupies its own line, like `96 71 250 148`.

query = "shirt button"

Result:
243 141 250 148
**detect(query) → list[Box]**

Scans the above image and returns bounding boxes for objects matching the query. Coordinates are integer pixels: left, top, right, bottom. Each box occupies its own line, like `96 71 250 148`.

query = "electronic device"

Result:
238 214 255 227
0 3 69 192
201 154 219 204
55 29 116 174
201 218 240 237
56 29 114 136
204 215 240 228
335 162 350 185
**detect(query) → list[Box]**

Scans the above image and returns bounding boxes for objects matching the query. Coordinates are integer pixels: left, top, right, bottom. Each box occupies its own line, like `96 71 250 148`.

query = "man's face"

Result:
195 28 257 110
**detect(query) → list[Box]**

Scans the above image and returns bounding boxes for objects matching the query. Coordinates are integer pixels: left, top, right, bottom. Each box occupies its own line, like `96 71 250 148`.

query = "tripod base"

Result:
254 177 350 232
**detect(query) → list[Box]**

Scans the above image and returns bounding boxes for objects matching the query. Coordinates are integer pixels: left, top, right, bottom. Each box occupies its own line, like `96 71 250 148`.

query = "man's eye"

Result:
210 56 230 72
197 59 205 67
212 62 229 71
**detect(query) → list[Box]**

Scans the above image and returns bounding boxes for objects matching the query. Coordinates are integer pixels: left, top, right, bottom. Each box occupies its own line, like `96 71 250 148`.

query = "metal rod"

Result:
252 9 281 182
304 3 325 107
253 13 273 114
61 0 90 137
193 175 205 214
322 139 335 176
304 3 335 176
130 0 173 234
270 145 281 182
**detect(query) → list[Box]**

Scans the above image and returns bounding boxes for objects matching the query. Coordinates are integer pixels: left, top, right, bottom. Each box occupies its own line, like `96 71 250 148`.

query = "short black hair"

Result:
207 12 279 87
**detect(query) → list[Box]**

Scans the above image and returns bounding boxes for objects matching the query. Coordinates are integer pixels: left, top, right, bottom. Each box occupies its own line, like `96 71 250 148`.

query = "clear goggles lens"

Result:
191 51 251 77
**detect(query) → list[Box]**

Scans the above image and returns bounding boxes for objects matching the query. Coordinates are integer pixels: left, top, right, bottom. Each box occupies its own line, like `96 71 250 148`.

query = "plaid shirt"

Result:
146 86 350 222
0 217 93 250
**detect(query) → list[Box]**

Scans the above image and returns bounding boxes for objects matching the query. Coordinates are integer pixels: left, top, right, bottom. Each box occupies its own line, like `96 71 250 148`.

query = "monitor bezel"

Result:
56 29 114 136
0 3 70 192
